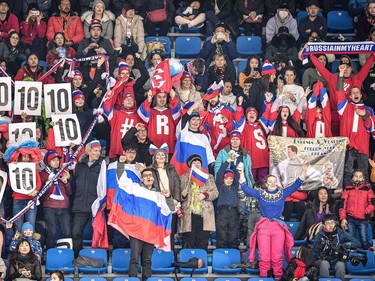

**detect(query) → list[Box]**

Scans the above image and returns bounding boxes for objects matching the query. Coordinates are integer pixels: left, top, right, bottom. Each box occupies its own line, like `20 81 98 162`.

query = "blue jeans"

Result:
13 199 37 231
347 215 369 249
44 207 72 249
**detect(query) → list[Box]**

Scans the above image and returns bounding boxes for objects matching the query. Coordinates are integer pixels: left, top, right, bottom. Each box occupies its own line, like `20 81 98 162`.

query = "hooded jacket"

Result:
81 10 115 40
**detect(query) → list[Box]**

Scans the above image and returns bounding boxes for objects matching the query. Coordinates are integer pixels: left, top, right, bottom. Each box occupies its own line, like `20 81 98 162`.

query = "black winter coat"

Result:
72 155 105 213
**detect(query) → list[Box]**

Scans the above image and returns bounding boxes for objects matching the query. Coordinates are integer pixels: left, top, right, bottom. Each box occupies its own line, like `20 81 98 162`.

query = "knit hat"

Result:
118 60 129 73
339 55 352 67
245 107 258 119
91 0 106 10
72 90 85 102
279 2 289 9
89 140 101 149
90 19 102 30
229 130 242 140
306 0 320 7
186 154 202 167
261 60 276 76
21 222 34 234
0 0 9 6
73 70 83 80
180 71 192 82
45 150 62 164
223 169 235 180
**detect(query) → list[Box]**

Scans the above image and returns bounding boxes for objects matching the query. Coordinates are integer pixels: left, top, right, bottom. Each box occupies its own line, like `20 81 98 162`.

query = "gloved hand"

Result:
93 108 104 115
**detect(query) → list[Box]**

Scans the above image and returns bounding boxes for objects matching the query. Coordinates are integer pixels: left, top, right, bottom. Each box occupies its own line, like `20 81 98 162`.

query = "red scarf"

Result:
294 258 306 279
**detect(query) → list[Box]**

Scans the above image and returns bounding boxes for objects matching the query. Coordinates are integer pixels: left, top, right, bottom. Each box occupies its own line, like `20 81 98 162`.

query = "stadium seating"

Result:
151 248 175 274
178 249 208 274
112 248 138 274
236 36 263 57
285 221 307 245
212 248 242 274
245 249 260 275
79 278 106 281
248 278 274 281
180 278 208 281
215 278 242 281
346 250 375 275
113 278 140 281
45 248 75 274
76 248 108 274
327 11 354 33
147 278 174 281
175 36 202 58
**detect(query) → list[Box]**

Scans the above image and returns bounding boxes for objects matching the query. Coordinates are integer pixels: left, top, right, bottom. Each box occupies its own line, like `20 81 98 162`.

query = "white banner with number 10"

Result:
44 83 72 117
9 162 36 195
14 81 42 116
52 114 82 146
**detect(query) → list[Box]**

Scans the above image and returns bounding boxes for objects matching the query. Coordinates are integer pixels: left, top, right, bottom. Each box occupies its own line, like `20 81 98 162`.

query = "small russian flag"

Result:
191 166 209 187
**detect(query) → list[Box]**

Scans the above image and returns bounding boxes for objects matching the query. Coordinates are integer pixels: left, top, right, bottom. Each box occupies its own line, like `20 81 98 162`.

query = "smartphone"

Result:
31 10 40 16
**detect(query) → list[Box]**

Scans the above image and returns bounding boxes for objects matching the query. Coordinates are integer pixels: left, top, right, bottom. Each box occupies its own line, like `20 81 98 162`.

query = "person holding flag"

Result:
178 154 218 250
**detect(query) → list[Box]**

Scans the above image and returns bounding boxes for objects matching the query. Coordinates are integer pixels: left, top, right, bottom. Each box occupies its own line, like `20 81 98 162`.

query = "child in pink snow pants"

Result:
239 162 309 280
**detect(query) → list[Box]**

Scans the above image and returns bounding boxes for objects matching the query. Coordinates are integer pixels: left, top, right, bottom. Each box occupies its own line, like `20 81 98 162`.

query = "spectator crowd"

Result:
0 0 375 281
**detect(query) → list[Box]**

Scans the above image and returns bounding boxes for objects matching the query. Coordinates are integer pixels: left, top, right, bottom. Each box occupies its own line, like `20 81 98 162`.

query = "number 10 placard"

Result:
52 114 82 146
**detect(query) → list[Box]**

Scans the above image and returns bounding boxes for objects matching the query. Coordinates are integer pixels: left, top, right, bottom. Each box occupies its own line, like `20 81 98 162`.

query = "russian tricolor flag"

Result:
108 175 172 250
191 166 209 187
170 125 215 176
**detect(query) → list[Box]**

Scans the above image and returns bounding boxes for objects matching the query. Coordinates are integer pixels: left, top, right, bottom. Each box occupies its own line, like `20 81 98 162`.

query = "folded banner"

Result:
268 136 349 190
301 41 375 64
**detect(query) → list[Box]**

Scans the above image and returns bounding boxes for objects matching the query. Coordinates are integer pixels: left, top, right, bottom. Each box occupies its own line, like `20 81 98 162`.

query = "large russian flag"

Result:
170 125 215 176
108 176 172 249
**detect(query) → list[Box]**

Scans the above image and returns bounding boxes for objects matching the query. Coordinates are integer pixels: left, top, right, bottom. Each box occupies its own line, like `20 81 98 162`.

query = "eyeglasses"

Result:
142 174 153 178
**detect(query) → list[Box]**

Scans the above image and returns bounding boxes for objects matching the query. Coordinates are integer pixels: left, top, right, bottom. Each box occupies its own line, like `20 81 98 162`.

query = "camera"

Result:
124 36 134 47
31 10 40 16
320 240 368 266
311 36 320 42
216 32 225 40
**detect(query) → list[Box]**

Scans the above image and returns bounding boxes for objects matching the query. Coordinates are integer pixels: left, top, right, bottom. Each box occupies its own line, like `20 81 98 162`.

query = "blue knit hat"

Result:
261 60 276 76
21 222 34 234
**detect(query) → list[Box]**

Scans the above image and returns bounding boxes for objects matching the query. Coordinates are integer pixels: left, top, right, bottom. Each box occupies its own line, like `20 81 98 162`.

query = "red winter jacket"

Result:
46 13 84 44
0 13 19 41
339 182 375 220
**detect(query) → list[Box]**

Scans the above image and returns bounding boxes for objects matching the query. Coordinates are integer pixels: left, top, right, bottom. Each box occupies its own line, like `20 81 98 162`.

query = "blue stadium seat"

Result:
318 279 342 281
346 250 375 275
145 36 171 58
297 11 323 24
285 221 307 246
248 278 274 281
83 222 93 246
151 248 174 273
237 60 247 74
45 248 75 274
79 278 106 281
181 278 208 281
212 249 242 274
245 249 260 275
113 278 140 281
283 247 299 270
178 249 208 274
175 36 202 58
21 60 48 71
147 278 174 281
327 11 354 33
348 279 375 281
112 248 138 274
77 248 107 274
236 36 262 57
215 278 242 281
